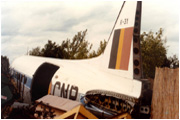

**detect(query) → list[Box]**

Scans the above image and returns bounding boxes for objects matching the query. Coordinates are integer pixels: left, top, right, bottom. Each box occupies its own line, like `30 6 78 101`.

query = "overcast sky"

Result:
1 1 179 63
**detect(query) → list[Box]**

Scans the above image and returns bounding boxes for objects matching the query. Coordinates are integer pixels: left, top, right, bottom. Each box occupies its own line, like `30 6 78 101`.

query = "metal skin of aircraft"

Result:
10 1 142 118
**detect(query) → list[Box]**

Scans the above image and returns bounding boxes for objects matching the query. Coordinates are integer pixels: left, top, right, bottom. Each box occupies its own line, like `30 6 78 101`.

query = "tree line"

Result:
29 29 107 59
29 28 179 79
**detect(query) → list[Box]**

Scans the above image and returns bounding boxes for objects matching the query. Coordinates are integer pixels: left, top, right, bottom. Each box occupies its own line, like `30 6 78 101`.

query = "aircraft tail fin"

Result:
101 1 142 79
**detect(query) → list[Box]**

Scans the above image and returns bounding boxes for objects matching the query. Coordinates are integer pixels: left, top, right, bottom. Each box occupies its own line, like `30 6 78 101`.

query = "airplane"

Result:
10 1 142 118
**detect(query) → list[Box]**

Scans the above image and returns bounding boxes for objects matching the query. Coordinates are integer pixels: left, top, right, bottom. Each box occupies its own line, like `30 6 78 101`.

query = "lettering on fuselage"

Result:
52 81 78 100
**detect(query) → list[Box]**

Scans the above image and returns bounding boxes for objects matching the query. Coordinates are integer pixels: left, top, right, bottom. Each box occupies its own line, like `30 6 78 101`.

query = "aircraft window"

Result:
11 70 14 78
16 73 20 81
10 69 14 76
134 28 138 33
134 37 138 43
20 74 22 82
23 76 27 84
13 72 16 78
25 77 32 88
13 70 17 79
133 47 139 54
136 11 140 15
15 72 17 79
17 73 20 80
135 22 138 27
21 75 24 83
134 68 140 75
20 73 23 82
13 70 15 78
136 16 139 21
134 60 139 66
15 72 18 80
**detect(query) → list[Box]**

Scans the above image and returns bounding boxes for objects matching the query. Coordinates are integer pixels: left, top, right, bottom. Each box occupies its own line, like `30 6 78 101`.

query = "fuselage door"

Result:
31 62 59 101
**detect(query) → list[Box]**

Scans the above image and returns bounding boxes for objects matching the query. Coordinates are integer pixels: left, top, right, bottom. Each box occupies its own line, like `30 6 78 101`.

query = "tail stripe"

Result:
115 29 125 69
120 27 134 70
109 27 134 70
109 29 121 69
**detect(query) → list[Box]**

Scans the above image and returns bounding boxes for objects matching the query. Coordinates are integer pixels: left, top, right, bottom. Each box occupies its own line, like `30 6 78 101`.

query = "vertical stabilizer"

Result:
101 1 142 79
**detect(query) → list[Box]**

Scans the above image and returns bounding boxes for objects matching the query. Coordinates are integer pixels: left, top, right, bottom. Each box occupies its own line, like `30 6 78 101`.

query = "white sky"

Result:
1 0 179 62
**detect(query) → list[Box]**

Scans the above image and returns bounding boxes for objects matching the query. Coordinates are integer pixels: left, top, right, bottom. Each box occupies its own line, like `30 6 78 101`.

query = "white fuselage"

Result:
10 55 141 103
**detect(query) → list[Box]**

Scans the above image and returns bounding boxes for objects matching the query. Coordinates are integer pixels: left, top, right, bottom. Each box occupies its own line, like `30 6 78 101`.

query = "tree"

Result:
28 30 102 59
162 55 179 69
61 29 93 59
169 55 179 68
29 47 42 56
1 55 10 74
41 40 59 58
141 28 167 78
89 39 107 58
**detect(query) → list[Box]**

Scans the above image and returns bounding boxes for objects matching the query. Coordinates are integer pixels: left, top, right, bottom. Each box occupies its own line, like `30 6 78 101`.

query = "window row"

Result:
10 69 32 88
